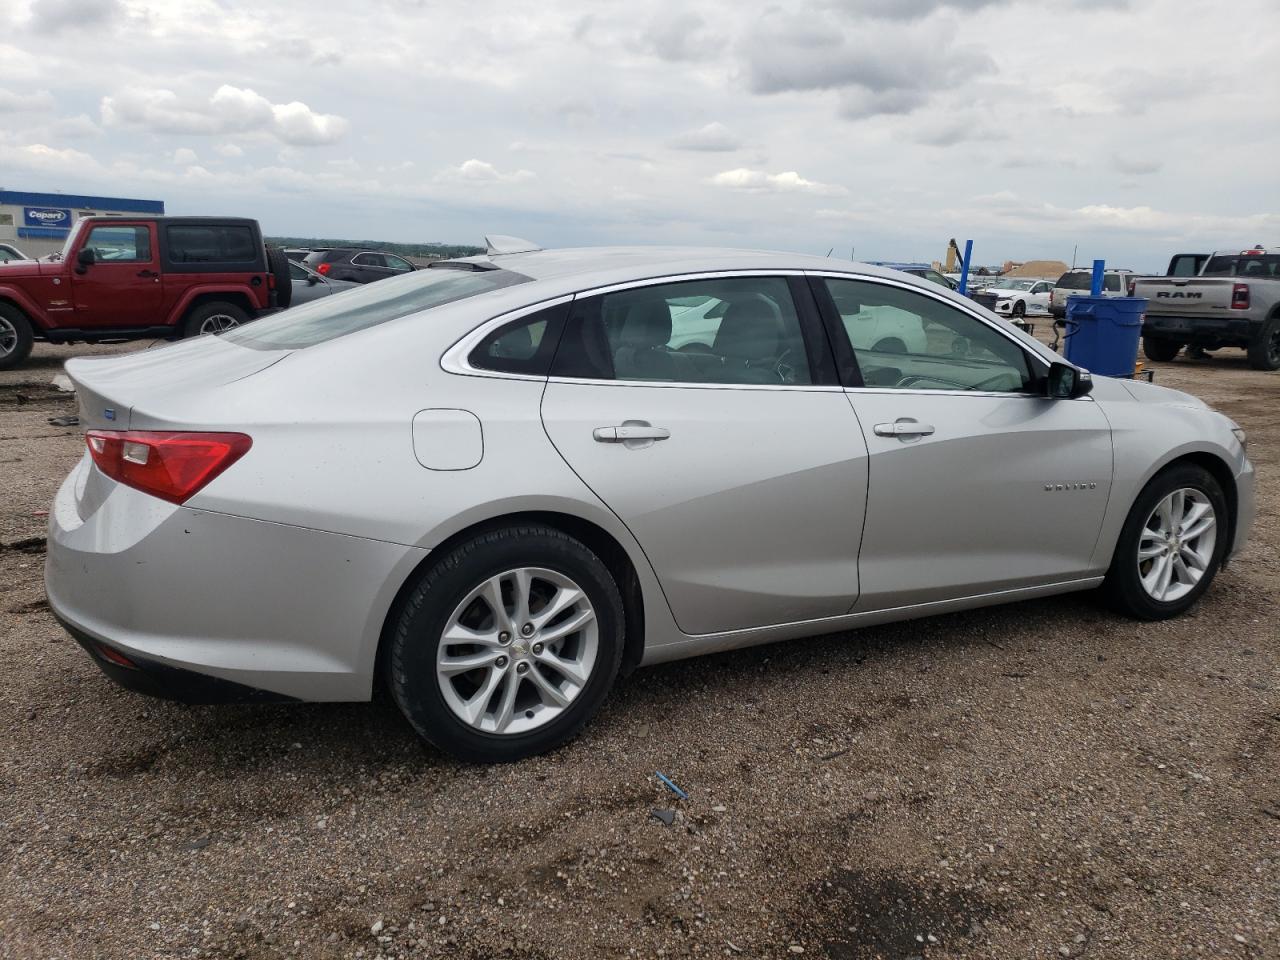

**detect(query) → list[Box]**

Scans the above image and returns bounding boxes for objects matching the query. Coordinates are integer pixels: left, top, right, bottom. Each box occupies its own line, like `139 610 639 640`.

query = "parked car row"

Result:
0 217 419 369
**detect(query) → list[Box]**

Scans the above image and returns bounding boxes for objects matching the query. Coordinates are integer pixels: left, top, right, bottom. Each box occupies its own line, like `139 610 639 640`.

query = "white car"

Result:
989 278 1054 318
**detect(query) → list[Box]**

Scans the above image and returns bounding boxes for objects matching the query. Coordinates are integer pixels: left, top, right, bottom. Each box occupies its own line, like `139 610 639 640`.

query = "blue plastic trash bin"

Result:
1063 296 1147 377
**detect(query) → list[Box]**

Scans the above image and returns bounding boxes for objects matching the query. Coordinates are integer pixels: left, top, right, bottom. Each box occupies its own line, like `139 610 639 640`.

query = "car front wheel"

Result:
1142 336 1183 362
388 525 624 762
1103 464 1227 620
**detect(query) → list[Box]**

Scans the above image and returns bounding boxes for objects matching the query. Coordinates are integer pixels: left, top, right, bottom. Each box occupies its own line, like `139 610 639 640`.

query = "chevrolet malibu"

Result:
46 241 1255 762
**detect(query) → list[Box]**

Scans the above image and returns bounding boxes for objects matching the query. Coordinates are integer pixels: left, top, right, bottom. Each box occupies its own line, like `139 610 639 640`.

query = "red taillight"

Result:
316 262 331 275
85 430 252 504
1231 283 1250 310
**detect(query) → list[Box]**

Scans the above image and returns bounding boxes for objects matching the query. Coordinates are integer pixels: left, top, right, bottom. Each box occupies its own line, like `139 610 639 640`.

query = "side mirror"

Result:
1046 361 1093 399
307 275 320 285
75 247 96 273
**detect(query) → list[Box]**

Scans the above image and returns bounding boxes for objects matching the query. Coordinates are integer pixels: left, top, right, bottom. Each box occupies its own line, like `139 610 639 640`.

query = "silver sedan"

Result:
45 242 1255 762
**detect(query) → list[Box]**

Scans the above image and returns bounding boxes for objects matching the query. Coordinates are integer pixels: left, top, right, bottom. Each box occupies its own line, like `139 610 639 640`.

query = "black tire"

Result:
388 525 625 763
1142 336 1183 362
0 302 35 371
1246 314 1280 371
1013 300 1026 317
1102 464 1228 620
266 246 292 309
872 337 907 354
181 300 250 338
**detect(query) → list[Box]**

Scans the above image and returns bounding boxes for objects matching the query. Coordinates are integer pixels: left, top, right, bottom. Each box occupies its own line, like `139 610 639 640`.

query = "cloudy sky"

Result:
1 0 1277 269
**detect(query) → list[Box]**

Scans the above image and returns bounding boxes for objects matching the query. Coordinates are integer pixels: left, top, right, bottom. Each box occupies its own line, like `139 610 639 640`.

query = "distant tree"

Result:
267 236 485 259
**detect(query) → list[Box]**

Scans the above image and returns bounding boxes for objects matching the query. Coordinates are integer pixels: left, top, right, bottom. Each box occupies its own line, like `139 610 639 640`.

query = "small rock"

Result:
370 920 383 935
326 932 340 943
711 805 727 813
650 808 676 827
1234 934 1247 944
1059 947 1071 957
789 946 804 954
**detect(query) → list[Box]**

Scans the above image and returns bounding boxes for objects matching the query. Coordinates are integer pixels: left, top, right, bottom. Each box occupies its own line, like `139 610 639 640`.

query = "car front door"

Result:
1027 281 1053 314
71 222 163 328
540 274 868 636
814 274 1113 611
350 252 388 282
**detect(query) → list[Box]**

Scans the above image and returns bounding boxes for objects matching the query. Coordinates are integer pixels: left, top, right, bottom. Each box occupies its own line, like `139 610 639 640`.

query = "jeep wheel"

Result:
0 303 35 371
1246 315 1280 371
183 301 250 338
1142 336 1183 363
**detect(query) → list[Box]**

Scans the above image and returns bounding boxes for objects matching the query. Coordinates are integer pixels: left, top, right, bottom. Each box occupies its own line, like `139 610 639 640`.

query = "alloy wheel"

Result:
436 567 599 735
1137 488 1216 603
199 313 241 334
0 315 16 356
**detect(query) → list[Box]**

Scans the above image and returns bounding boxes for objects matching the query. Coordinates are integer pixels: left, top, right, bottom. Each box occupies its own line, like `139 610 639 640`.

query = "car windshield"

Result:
1202 254 1280 278
222 265 531 349
990 279 1034 291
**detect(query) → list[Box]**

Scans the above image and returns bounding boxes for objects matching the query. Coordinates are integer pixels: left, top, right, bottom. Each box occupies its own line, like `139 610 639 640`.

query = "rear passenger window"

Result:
468 303 568 375
167 225 257 264
552 277 815 385
1103 274 1122 292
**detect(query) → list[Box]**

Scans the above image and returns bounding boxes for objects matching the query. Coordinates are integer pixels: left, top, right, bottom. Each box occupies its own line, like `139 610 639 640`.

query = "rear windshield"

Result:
222 266 530 349
1055 272 1093 290
1201 254 1280 278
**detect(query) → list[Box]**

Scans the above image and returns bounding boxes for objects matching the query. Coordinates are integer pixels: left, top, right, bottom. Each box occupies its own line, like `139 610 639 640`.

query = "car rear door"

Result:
71 222 163 328
813 273 1113 610
351 252 393 282
540 273 869 636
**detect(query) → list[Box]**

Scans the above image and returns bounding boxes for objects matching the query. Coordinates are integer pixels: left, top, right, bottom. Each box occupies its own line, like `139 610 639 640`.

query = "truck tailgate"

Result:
1134 277 1237 315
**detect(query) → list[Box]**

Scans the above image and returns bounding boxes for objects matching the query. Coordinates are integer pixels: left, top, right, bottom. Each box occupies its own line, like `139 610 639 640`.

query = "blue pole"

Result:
1090 259 1105 296
958 239 974 295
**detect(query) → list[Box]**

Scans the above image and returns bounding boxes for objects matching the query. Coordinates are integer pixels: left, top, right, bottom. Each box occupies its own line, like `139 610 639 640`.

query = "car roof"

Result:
444 245 920 287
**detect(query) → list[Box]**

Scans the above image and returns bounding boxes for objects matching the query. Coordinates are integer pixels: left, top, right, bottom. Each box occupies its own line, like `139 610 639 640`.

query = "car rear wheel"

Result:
1246 315 1280 371
1142 336 1183 362
182 301 250 338
388 525 624 763
0 303 35 371
1103 464 1226 620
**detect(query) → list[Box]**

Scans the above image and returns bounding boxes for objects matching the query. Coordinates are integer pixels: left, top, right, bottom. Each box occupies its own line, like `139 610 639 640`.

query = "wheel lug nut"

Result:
495 656 508 668
498 631 511 645
521 623 534 636
515 662 529 675
532 642 544 656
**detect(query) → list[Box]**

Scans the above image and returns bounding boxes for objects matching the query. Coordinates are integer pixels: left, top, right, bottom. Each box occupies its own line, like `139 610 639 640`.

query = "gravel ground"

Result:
0 338 1276 960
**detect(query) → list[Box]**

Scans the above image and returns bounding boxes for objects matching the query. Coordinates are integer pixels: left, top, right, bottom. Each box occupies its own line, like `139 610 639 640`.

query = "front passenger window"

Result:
825 278 1034 393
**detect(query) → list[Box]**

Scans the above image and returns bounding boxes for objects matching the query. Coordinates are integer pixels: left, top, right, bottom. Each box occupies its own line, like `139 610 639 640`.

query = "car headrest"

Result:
714 299 781 360
618 301 672 348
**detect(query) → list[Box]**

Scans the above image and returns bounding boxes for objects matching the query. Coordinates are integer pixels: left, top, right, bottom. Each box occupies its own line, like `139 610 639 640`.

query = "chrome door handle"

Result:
873 420 935 438
593 424 671 443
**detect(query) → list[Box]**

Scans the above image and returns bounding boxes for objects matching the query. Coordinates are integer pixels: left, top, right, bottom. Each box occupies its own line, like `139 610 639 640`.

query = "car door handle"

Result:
593 424 671 442
136 269 158 278
874 420 935 438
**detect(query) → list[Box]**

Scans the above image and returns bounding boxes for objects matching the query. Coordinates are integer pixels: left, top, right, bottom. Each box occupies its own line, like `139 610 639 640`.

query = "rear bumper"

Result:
45 456 427 702
1143 313 1258 342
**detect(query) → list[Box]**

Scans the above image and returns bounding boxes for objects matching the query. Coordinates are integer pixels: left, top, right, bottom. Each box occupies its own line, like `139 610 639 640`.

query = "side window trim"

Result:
806 270 1049 395
441 295 576 381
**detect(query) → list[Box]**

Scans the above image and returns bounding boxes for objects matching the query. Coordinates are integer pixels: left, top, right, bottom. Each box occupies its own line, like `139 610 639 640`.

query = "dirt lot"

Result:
1 338 1276 960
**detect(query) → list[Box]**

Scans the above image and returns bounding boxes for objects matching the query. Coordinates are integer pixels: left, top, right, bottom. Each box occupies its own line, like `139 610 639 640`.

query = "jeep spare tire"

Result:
266 246 292 310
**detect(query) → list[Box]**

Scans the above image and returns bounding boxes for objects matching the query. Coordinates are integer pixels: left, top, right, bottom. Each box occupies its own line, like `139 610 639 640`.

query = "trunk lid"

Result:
66 336 290 431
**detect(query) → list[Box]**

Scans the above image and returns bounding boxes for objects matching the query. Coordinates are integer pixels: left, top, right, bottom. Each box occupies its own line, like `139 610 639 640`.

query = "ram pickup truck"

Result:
0 216 291 370
1136 246 1280 370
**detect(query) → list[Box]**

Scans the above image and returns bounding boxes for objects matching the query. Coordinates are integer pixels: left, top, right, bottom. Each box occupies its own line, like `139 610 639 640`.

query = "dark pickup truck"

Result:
0 216 291 369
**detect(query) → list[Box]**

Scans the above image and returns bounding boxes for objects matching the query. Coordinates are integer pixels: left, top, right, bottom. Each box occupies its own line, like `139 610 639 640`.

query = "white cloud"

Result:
50 113 101 138
215 143 244 158
172 147 199 165
436 159 535 184
710 168 846 196
668 122 743 152
101 85 349 146
0 88 56 112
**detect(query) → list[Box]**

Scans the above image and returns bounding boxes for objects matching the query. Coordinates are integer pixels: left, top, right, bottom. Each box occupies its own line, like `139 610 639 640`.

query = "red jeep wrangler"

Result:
0 216 292 370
